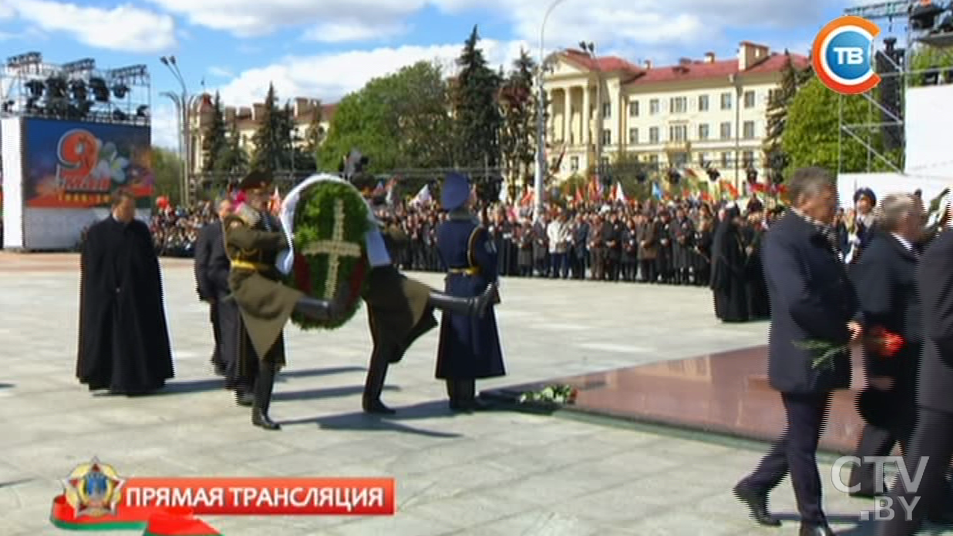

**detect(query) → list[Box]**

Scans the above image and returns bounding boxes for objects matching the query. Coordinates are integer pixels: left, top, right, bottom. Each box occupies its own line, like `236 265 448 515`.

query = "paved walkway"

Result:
1 252 946 535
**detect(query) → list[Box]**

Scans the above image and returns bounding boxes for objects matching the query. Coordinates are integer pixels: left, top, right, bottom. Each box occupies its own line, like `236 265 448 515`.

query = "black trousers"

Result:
215 298 241 389
850 424 902 494
739 391 831 525
876 407 953 535
209 303 222 365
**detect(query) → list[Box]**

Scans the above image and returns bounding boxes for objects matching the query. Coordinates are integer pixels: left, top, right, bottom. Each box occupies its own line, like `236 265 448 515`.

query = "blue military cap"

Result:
854 187 876 205
441 172 470 211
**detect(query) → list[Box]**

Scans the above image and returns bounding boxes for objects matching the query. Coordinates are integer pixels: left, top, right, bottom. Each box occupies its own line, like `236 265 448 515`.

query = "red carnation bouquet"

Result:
795 326 904 370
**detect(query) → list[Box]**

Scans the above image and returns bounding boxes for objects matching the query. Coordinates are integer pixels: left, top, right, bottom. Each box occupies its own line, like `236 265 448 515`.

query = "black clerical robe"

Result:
710 220 750 322
77 216 174 394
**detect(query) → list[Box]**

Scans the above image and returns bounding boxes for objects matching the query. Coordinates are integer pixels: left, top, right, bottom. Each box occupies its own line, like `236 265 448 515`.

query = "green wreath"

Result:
286 180 371 330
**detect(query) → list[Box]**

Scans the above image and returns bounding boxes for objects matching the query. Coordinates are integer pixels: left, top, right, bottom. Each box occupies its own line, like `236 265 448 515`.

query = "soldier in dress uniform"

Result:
435 172 505 411
224 171 352 430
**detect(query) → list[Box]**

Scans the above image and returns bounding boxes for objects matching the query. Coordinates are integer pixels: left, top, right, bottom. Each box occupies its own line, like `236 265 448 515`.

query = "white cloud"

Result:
301 20 409 43
213 39 528 107
151 101 181 150
208 66 234 78
9 0 175 52
146 0 425 37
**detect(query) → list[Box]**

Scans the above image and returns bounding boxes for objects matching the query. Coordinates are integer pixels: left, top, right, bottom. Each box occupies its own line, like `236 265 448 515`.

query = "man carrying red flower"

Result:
844 193 946 512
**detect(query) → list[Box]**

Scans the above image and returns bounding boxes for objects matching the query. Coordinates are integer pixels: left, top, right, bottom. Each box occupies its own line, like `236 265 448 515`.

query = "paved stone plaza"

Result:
1 252 949 535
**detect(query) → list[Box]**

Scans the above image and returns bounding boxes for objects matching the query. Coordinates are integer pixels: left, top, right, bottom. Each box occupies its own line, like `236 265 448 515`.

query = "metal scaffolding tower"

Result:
0 52 150 126
839 1 953 174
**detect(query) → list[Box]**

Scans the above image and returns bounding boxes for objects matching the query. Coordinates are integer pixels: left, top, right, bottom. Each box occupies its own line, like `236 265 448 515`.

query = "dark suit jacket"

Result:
917 230 953 414
850 231 921 378
194 221 230 300
763 211 861 394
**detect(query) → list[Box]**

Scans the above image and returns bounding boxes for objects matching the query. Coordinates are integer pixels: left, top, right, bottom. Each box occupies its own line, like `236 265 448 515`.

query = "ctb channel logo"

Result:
813 16 882 95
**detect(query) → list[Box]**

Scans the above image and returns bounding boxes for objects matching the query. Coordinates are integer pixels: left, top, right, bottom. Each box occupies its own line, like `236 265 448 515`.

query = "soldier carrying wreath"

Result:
224 170 353 430
278 163 498 415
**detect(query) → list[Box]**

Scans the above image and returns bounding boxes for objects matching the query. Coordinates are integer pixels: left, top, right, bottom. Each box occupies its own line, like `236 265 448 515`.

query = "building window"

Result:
698 153 708 167
602 129 612 145
698 123 709 140
629 100 639 117
649 127 659 143
650 99 660 115
744 90 756 108
602 102 611 118
629 128 639 144
720 92 732 110
600 156 610 168
670 96 687 113
743 121 755 139
721 152 732 168
698 95 709 112
669 124 687 142
570 156 579 171
743 151 755 168
671 153 689 167
649 154 659 164
720 122 731 140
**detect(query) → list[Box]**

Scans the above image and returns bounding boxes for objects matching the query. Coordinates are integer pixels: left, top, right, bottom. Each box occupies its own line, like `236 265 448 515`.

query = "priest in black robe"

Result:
710 204 750 322
77 189 174 394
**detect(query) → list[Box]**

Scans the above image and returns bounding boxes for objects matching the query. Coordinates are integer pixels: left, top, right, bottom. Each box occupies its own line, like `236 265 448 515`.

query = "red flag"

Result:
575 187 584 203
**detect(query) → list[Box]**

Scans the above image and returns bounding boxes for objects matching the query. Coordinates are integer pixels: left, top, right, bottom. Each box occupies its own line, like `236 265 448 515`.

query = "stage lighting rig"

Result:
111 83 129 99
45 76 68 99
136 105 148 117
113 109 127 121
88 77 109 102
25 80 44 97
6 51 41 68
910 1 945 30
69 80 87 102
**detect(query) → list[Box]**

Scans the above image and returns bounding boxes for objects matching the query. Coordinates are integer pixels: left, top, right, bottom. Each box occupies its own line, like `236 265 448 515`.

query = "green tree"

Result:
214 122 248 177
908 46 953 86
763 52 804 180
152 146 182 204
201 92 228 173
320 61 454 172
250 83 293 173
304 102 324 161
453 26 503 168
499 48 537 193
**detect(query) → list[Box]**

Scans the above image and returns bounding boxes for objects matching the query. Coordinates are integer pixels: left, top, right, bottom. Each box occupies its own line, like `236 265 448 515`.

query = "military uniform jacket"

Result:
223 204 303 362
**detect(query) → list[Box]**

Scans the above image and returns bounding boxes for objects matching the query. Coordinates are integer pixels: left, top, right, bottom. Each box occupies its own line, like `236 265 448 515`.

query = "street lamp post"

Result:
535 0 567 220
729 74 743 190
161 55 191 206
160 91 185 203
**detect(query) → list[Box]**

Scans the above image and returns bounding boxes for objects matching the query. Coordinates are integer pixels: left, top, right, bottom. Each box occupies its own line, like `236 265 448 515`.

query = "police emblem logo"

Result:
62 457 125 517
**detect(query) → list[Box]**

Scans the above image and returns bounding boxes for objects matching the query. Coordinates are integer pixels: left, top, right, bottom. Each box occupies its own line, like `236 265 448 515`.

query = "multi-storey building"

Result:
186 95 336 176
544 42 809 186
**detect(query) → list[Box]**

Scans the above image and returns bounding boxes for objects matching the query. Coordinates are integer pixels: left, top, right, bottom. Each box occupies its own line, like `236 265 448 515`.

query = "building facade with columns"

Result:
186 95 336 176
544 42 809 186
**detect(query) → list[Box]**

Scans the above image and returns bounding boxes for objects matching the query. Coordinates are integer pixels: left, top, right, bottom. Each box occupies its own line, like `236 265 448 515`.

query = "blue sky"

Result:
0 0 870 148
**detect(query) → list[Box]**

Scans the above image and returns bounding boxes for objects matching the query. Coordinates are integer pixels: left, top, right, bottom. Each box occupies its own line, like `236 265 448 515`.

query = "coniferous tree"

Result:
215 122 248 176
763 52 802 181
499 48 537 194
453 26 503 169
202 92 228 173
250 83 288 173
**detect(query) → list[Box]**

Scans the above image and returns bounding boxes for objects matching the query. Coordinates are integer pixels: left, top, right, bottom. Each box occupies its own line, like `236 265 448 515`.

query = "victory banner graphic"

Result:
22 118 153 208
50 458 395 534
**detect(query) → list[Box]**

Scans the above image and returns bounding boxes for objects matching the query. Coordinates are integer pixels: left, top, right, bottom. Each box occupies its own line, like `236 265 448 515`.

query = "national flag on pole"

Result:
520 187 534 207
651 182 663 200
268 185 281 214
410 184 431 206
612 181 626 203
721 180 739 199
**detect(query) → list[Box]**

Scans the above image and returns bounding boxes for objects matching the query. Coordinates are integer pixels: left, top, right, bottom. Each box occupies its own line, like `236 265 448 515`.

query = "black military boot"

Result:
428 282 497 317
252 362 280 430
362 350 395 415
293 282 353 321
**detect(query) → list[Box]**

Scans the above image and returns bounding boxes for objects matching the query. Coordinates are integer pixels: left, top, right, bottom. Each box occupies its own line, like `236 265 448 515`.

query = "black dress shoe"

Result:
799 522 835 536
363 400 396 415
212 359 226 377
733 484 781 527
849 489 877 499
252 410 281 430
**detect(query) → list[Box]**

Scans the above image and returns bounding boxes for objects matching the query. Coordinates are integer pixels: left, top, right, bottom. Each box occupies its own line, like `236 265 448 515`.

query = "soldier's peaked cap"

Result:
441 172 470 211
239 170 272 192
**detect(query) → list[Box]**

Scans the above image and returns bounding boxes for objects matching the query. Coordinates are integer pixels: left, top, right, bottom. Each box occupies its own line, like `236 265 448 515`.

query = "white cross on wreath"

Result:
302 199 363 300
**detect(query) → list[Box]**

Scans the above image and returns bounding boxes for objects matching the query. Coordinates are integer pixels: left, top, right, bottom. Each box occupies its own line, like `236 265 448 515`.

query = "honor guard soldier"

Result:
434 173 505 410
224 171 351 429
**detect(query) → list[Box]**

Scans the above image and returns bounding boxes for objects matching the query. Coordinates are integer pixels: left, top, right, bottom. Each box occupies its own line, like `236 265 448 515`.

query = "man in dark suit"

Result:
194 199 242 395
877 209 953 535
847 193 924 498
734 167 862 536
